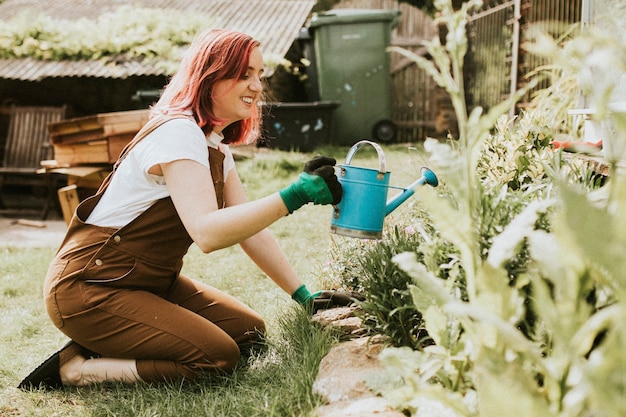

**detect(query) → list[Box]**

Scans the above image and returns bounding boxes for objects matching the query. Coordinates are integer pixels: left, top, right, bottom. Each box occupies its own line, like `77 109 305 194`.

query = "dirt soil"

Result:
0 217 67 248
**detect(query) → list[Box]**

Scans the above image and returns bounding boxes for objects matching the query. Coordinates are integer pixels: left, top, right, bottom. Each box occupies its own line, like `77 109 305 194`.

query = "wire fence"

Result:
332 0 584 141
468 0 583 113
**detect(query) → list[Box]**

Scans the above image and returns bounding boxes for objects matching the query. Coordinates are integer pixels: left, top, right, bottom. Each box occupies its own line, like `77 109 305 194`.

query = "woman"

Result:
19 29 343 389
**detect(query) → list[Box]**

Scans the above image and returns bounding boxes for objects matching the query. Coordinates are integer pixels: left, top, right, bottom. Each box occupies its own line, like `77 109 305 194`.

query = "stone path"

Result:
311 307 404 417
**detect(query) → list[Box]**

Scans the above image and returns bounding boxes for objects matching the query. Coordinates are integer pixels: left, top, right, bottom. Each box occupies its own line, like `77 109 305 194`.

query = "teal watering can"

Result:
330 140 438 239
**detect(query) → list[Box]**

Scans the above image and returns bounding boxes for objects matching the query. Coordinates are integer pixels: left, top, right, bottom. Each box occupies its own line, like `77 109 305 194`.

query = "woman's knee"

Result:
137 339 241 382
249 313 266 336
236 312 266 345
198 334 242 374
213 338 242 372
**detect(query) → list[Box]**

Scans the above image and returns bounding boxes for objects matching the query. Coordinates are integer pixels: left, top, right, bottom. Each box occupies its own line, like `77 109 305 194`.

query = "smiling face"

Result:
211 47 264 133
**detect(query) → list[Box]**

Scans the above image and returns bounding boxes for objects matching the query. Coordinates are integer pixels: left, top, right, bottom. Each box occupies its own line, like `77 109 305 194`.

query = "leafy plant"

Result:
362 0 626 416
335 227 431 349
0 6 213 72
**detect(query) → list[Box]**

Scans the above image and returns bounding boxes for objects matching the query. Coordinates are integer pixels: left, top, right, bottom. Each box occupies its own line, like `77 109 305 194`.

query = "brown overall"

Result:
43 116 265 382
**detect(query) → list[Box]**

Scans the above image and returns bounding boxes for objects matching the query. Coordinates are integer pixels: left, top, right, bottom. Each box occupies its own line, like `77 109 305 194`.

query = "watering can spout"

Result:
384 167 438 216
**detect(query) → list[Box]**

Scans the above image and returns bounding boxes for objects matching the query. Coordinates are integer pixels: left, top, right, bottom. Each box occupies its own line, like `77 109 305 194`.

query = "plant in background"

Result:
360 0 626 416
333 226 438 350
0 6 213 72
524 2 626 194
328 170 463 350
355 228 428 350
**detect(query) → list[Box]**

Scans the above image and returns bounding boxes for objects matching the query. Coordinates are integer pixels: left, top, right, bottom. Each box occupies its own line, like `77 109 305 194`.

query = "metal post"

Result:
579 0 594 108
509 0 521 117
581 0 593 27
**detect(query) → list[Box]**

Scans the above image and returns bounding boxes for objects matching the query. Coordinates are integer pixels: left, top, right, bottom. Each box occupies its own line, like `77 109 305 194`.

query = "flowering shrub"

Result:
331 0 626 416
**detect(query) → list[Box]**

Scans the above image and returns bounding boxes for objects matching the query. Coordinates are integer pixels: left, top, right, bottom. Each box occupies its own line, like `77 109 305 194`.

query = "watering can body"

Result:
330 140 438 239
330 163 391 239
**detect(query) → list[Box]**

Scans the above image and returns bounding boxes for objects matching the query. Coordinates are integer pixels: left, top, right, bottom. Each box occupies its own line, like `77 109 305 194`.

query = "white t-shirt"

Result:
86 118 235 228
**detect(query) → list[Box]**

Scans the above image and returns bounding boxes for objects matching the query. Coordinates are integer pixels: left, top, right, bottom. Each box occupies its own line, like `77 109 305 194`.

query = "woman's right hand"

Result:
279 156 342 213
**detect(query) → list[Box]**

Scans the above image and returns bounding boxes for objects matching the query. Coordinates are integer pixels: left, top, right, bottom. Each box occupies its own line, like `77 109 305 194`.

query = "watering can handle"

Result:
344 140 386 174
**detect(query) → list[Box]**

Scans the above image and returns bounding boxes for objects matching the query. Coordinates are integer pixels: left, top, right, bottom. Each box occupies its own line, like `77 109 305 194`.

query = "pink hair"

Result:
151 29 262 145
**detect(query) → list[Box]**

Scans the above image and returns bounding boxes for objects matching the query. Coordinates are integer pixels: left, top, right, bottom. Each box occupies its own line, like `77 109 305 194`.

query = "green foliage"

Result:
377 2 625 417
0 6 212 72
335 227 430 349
326 0 626 416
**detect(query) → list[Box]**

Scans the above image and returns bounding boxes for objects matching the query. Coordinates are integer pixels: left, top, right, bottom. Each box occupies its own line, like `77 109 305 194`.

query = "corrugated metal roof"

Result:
0 0 316 81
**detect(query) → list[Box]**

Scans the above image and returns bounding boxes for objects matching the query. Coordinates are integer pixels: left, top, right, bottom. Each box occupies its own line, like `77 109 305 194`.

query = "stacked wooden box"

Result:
48 109 150 167
46 109 149 223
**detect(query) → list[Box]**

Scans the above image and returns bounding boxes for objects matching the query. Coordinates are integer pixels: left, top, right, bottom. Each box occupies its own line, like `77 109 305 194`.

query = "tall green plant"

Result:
388 0 535 302
524 6 626 198
0 6 212 72
371 0 626 416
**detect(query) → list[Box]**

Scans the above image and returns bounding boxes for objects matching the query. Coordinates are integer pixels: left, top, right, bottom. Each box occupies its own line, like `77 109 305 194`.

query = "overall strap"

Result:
96 114 192 194
208 147 226 209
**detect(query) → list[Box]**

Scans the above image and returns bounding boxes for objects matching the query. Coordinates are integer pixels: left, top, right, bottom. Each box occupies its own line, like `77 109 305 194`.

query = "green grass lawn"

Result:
0 144 426 416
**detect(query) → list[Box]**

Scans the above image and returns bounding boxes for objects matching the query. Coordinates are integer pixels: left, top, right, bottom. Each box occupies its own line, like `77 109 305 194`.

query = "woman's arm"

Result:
163 158 304 294
162 158 289 253
224 167 305 295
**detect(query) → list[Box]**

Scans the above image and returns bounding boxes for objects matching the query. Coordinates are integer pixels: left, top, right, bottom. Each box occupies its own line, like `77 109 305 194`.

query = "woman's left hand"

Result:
311 290 364 313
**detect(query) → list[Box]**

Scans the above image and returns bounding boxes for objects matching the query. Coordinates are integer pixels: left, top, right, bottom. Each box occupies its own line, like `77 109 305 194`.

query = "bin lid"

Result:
308 8 401 29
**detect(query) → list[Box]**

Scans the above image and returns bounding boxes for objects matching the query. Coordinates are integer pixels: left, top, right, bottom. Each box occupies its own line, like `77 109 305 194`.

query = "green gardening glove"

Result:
292 285 364 313
279 156 342 213
292 285 322 308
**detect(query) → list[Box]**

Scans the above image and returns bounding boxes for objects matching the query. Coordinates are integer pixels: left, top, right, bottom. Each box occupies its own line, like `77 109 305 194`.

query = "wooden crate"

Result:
57 184 80 224
48 109 149 166
52 167 111 224
49 109 149 145
53 141 109 165
52 134 134 165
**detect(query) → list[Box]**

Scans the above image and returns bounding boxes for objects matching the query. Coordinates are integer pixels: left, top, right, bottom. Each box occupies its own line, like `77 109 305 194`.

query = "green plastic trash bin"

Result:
308 9 400 145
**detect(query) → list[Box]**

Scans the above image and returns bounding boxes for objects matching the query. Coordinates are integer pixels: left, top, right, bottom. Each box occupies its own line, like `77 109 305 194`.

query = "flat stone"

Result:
312 306 364 336
311 309 404 416
312 306 359 326
312 336 387 403
314 397 404 417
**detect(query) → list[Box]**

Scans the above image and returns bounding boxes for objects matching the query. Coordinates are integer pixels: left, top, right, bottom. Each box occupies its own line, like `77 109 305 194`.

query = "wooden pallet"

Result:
48 109 149 166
